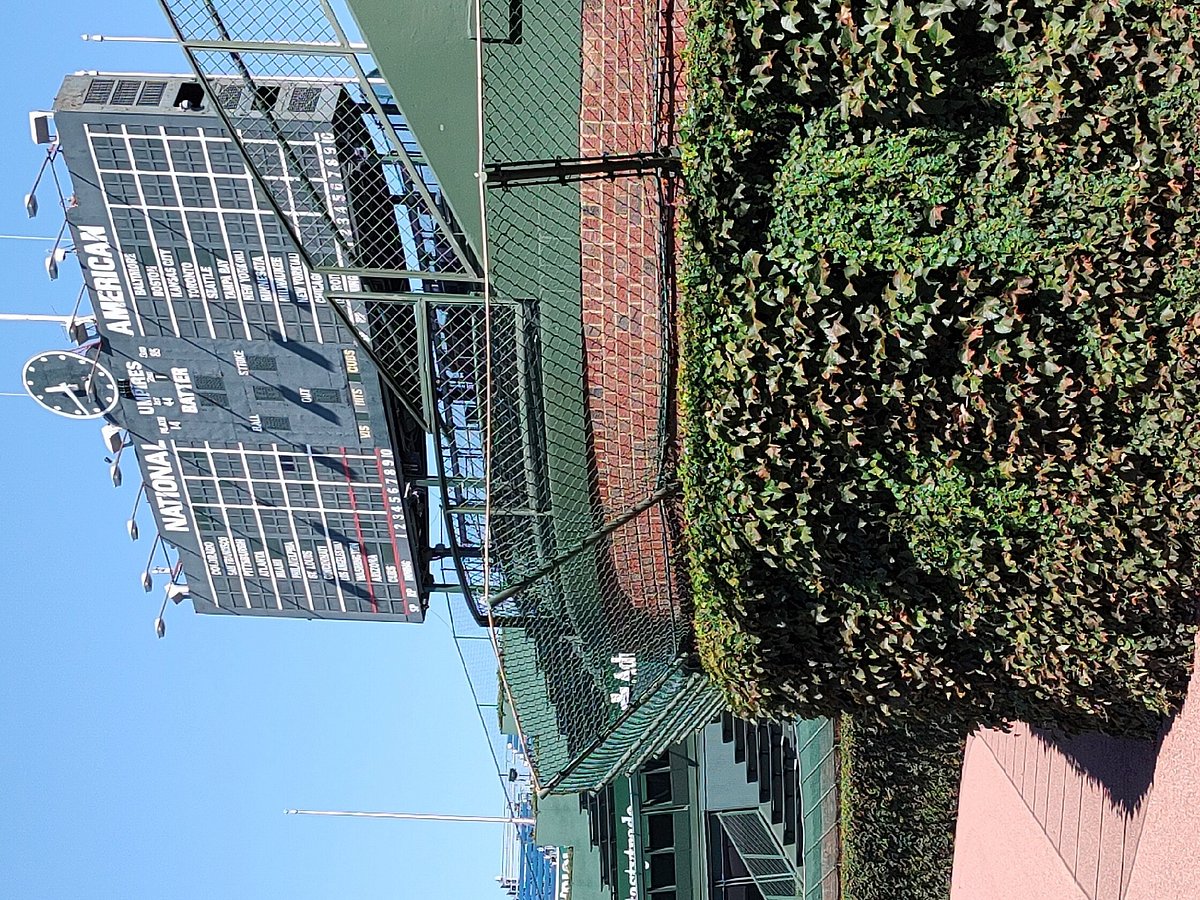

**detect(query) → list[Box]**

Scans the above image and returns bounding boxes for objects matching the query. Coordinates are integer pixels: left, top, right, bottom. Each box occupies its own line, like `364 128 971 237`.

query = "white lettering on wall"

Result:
79 226 134 336
141 441 189 533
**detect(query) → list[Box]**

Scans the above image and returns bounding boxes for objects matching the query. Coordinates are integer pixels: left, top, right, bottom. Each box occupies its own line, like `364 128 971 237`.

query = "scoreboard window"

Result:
101 171 140 206
310 389 344 405
192 375 226 392
112 208 151 244
247 143 285 178
224 506 257 531
188 479 221 504
219 479 252 506
139 174 177 207
244 453 275 481
193 508 222 534
260 217 289 249
215 179 254 211
245 355 277 372
285 480 318 506
261 415 291 432
91 136 132 171
257 508 291 532
221 212 257 242
252 480 286 507
130 138 169 172
178 451 209 476
206 142 246 175
150 210 186 246
178 176 216 208
169 140 208 173
293 144 322 177
183 213 222 248
252 384 284 401
84 78 116 104
211 452 244 479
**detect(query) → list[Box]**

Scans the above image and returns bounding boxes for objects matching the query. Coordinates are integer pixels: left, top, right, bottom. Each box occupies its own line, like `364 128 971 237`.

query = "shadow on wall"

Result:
1030 718 1176 816
972 711 1181 900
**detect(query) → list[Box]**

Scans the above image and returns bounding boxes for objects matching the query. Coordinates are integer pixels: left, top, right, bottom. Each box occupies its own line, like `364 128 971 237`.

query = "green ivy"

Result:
681 0 1200 736
840 715 965 900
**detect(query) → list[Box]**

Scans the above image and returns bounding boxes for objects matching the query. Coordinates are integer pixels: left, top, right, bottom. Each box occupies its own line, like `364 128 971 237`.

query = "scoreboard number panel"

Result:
22 351 120 419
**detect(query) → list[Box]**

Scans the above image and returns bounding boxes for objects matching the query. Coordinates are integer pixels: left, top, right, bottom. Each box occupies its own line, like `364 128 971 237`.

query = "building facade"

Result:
531 714 838 900
51 72 429 621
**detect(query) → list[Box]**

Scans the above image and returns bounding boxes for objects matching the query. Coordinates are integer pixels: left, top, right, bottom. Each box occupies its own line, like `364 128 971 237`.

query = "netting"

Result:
794 718 840 900
164 0 338 44
159 0 478 282
476 0 710 795
158 0 710 796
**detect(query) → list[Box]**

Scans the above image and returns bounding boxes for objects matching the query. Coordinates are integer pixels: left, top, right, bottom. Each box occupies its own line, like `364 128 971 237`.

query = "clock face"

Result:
22 351 120 419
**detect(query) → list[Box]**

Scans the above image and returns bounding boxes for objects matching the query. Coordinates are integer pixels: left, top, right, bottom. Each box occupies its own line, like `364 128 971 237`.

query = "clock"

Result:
22 350 120 419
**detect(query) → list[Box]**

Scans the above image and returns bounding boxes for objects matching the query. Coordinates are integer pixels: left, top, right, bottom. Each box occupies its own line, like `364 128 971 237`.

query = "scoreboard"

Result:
52 73 425 621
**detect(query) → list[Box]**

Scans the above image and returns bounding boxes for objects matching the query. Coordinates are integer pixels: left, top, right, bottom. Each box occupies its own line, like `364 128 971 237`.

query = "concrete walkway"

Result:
951 642 1200 900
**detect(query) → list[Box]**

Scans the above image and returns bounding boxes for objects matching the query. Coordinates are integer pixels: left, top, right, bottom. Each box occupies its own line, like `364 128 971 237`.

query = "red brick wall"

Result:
580 0 687 620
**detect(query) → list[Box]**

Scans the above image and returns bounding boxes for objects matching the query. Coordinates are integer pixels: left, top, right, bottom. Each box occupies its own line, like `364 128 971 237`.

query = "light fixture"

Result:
45 246 73 282
155 568 188 640
101 423 125 454
142 564 172 592
24 142 59 219
127 482 146 541
109 435 130 487
141 534 162 591
29 111 54 146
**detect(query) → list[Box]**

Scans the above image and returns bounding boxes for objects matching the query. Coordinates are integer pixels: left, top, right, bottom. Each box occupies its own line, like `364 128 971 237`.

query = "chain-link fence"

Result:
794 718 840 900
475 0 717 796
157 0 711 797
159 0 479 283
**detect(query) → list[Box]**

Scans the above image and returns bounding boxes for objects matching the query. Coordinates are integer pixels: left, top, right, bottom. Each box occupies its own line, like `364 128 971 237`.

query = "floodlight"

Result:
29 112 53 146
101 423 124 454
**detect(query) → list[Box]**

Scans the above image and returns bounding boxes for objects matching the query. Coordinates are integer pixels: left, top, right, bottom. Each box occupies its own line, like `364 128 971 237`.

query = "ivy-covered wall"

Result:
681 0 1200 735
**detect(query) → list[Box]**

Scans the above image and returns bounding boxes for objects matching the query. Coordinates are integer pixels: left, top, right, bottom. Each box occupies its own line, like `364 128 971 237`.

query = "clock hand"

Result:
44 381 89 412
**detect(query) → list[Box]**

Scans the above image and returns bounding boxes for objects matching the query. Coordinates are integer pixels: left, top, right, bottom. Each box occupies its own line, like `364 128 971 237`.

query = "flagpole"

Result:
285 809 536 826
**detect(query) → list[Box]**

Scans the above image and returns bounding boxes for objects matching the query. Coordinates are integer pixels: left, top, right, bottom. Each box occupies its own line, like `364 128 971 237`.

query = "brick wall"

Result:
580 0 687 622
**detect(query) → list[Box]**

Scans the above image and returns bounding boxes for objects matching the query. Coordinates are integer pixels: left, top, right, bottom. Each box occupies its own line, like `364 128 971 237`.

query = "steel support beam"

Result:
485 151 680 189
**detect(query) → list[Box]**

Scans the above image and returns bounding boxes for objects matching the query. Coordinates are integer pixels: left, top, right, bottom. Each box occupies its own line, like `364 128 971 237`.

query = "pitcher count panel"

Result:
47 72 429 622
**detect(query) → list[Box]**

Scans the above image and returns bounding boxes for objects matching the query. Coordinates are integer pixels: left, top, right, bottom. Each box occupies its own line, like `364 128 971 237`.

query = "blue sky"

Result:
0 4 506 898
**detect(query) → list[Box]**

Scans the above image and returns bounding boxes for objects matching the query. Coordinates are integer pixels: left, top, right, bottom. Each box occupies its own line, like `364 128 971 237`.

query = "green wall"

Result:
345 0 483 252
